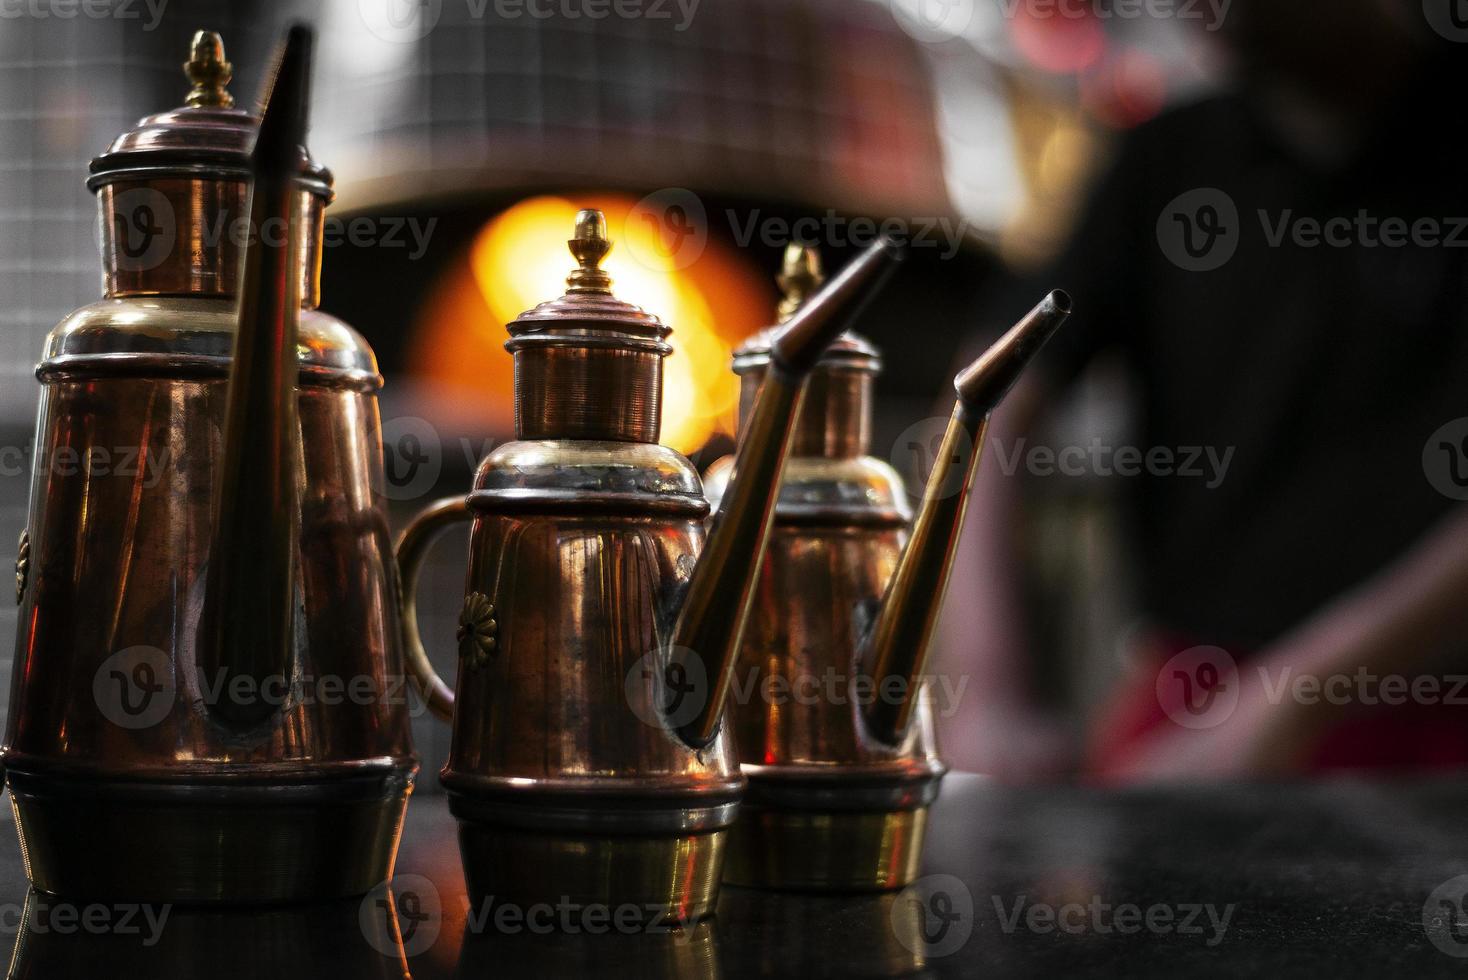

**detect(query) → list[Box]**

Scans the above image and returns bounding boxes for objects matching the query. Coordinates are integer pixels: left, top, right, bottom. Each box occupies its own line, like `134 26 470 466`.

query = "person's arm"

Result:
1105 503 1468 780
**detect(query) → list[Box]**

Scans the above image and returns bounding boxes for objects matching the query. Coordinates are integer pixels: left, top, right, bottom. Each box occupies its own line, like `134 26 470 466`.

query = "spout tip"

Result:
254 24 314 174
954 288 1073 413
769 235 904 375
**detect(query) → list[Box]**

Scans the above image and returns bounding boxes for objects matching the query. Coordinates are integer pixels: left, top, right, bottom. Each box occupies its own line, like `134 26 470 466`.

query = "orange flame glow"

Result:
411 194 767 455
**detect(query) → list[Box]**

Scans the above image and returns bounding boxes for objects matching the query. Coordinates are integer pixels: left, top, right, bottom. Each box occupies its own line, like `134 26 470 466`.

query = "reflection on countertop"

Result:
5 773 1468 977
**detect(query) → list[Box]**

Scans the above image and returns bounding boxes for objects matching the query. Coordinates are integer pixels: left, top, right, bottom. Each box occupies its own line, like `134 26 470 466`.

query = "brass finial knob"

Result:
776 243 824 322
566 209 613 293
184 30 235 108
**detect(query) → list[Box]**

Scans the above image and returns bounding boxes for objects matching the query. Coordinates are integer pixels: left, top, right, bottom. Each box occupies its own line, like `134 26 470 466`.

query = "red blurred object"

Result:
1009 2 1108 74
1082 49 1169 128
1089 635 1468 778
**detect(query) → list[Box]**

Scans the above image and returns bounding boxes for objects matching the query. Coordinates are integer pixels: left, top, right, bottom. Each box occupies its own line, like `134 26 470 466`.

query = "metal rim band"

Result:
504 334 673 357
4 761 417 801
740 767 945 811
772 504 909 528
87 160 334 200
37 354 384 392
446 791 741 835
732 350 882 375
468 487 711 519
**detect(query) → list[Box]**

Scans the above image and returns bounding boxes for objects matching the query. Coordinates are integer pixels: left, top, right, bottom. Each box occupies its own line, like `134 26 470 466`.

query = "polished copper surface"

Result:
709 249 1070 890
505 209 670 443
722 806 928 892
92 30 330 301
98 178 325 304
669 235 905 747
8 360 413 777
454 816 728 922
446 439 735 797
396 215 901 921
706 246 939 890
732 247 882 461
2 28 415 902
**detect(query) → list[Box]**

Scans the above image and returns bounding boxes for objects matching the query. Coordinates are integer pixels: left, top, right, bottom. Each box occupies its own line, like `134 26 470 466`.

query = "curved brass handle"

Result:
395 495 473 722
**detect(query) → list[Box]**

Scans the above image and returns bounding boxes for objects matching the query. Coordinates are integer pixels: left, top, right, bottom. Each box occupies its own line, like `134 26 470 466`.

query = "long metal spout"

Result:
200 25 313 728
668 237 904 748
862 289 1072 745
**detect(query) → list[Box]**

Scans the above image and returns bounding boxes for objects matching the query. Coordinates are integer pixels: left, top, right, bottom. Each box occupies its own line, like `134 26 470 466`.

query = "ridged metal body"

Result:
708 249 1072 892
397 218 902 922
446 440 739 921
706 330 944 891
2 32 416 902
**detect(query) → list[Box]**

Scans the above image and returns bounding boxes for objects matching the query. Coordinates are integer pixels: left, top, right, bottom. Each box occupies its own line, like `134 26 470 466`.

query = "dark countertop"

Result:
2 773 1467 977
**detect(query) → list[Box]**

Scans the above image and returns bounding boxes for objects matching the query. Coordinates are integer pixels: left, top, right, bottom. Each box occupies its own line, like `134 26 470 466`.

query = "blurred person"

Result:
937 0 1468 780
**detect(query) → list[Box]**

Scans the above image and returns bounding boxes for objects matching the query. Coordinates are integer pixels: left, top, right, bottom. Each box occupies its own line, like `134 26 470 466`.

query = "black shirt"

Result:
1023 53 1468 652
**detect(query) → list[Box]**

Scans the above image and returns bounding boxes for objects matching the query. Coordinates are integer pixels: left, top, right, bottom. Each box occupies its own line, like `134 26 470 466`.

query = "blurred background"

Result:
2 0 1464 784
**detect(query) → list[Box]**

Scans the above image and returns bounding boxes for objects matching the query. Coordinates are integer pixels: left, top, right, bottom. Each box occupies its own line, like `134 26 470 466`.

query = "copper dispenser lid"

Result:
505 209 672 443
728 244 881 460
41 30 378 391
88 30 332 301
88 30 331 196
732 244 881 378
